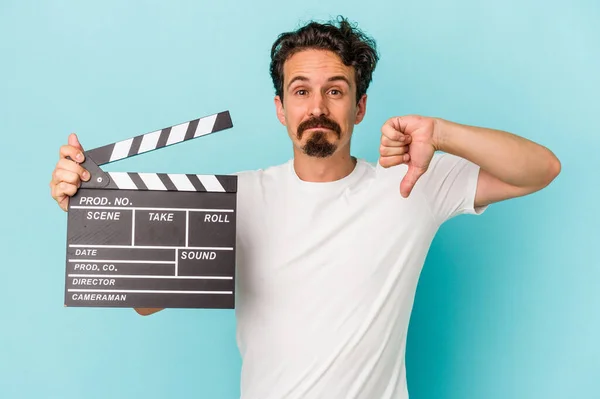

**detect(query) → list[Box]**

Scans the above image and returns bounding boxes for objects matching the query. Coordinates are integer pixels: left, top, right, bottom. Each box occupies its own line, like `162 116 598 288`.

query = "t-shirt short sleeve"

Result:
416 152 488 225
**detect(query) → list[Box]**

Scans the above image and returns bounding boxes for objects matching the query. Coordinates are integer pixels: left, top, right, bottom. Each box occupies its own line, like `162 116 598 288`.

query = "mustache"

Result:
297 115 341 139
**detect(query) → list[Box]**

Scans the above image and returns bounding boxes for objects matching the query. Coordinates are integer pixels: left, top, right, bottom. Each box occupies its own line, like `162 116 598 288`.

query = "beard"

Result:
297 115 342 158
303 131 337 158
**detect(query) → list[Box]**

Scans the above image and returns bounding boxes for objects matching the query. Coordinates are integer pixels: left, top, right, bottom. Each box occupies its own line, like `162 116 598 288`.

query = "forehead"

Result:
283 49 355 85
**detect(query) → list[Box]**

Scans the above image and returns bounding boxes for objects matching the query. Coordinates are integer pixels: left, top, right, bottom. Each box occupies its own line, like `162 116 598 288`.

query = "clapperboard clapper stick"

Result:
65 111 238 309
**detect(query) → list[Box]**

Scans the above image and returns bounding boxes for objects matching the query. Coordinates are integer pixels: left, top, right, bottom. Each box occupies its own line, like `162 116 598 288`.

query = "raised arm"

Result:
378 115 561 206
432 118 561 208
50 133 164 316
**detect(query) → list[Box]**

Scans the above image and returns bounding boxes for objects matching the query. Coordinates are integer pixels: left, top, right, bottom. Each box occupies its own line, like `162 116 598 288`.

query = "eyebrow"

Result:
286 75 351 90
287 76 309 90
327 75 351 86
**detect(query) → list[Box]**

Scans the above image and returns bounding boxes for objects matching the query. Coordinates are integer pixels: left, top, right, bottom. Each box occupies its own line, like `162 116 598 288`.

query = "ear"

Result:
274 95 286 126
354 94 367 124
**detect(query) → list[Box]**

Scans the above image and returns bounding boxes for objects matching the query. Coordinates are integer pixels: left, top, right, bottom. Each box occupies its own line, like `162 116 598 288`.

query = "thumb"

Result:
400 165 426 198
68 133 84 151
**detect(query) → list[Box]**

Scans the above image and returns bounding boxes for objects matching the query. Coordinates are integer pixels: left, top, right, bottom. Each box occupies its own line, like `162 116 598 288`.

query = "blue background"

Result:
1 0 598 398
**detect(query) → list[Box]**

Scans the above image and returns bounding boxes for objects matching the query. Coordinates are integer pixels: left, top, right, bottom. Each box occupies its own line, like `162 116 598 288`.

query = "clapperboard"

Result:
64 111 237 309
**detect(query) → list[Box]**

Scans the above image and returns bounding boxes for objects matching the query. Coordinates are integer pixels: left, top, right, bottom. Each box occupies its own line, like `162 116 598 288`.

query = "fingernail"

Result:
82 171 89 180
76 153 83 162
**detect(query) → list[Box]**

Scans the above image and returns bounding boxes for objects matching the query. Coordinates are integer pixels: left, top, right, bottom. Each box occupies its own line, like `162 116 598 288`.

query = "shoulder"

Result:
371 152 468 181
417 152 479 187
232 160 292 190
425 151 471 170
364 153 475 200
232 160 291 180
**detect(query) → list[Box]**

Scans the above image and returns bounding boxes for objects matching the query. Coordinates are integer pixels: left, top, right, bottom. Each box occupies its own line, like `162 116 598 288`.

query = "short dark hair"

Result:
270 16 379 103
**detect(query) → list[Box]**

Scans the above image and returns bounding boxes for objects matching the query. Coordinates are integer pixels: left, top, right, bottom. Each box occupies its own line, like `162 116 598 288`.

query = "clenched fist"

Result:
49 133 91 211
379 115 440 198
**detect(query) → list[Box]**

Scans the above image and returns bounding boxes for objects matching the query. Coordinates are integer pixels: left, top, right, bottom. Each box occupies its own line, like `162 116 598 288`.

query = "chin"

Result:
301 131 338 158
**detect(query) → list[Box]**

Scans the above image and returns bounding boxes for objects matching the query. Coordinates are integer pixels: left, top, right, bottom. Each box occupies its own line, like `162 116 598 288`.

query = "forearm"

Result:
433 118 560 188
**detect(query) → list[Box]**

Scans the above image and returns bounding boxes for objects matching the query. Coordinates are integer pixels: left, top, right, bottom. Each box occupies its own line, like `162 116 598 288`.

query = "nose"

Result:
309 91 329 117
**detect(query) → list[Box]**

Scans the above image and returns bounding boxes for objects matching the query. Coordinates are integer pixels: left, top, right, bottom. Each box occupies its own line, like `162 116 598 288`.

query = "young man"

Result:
49 17 560 399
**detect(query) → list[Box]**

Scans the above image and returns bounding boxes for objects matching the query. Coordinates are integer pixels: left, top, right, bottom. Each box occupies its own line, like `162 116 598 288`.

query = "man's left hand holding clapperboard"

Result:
54 111 238 312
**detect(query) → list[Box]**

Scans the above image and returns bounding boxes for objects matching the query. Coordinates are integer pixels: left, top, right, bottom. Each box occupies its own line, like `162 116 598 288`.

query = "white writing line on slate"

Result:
68 259 176 264
67 289 233 294
68 245 233 250
70 206 234 212
68 274 233 279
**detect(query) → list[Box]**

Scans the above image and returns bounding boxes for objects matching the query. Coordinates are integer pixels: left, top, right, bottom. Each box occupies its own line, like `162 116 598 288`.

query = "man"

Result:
49 17 560 399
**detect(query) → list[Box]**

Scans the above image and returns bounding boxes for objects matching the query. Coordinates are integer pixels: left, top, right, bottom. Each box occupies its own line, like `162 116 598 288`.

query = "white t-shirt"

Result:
233 152 487 399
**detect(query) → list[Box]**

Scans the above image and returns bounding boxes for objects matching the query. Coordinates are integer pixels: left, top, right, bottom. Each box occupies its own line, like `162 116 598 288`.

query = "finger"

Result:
379 144 409 157
386 116 410 134
400 165 426 197
52 168 82 186
59 144 85 163
68 133 84 151
50 182 73 211
381 134 411 147
378 153 410 168
56 158 90 181
55 181 79 198
381 123 409 142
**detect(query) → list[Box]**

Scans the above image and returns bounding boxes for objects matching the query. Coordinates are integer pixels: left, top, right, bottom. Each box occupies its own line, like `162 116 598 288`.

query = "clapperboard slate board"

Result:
64 111 237 309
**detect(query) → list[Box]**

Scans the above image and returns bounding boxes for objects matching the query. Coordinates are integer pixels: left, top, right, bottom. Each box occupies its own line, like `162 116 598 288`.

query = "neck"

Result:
292 144 356 182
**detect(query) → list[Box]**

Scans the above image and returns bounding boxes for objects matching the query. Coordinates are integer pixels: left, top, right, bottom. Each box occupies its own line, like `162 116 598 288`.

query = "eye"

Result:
295 89 308 96
328 89 342 96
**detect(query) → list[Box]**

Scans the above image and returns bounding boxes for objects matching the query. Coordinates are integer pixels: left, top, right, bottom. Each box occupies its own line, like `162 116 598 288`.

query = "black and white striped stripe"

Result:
86 111 233 166
105 173 237 193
